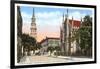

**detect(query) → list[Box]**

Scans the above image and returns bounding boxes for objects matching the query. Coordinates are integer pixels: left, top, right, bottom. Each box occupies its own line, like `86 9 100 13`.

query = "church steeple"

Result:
30 8 37 39
32 8 35 17
32 8 35 23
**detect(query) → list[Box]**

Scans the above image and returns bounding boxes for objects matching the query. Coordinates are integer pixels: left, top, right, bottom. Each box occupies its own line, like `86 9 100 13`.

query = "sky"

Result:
20 5 93 42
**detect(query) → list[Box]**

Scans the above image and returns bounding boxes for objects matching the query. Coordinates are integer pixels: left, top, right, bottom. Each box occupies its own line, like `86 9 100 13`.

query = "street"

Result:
19 55 93 65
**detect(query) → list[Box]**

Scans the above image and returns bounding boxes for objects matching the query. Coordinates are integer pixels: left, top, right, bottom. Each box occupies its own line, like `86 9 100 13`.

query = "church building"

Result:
60 10 82 56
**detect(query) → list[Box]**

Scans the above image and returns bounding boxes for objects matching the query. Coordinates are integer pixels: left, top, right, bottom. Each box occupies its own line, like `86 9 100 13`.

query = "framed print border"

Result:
10 0 97 69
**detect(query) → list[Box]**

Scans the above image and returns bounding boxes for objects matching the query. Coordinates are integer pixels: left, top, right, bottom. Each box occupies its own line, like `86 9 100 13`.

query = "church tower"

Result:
30 8 37 39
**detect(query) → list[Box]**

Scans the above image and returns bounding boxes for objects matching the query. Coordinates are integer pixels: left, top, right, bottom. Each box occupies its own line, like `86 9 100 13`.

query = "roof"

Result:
39 37 60 44
69 19 81 27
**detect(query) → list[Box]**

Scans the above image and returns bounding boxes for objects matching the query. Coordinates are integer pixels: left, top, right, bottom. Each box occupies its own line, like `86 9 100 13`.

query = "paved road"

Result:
19 55 93 65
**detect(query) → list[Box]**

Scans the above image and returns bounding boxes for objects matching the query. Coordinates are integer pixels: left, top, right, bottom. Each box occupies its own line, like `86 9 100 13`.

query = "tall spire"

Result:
30 8 37 39
32 8 36 23
63 13 64 22
32 8 35 17
65 9 68 19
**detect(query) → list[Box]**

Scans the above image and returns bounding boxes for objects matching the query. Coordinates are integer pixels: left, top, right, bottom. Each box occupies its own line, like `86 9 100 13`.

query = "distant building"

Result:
60 10 81 56
30 8 37 39
39 37 60 55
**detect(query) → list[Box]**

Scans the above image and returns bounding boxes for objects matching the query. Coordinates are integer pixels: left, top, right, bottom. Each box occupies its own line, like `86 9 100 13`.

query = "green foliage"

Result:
79 27 92 48
47 46 54 56
36 43 42 50
54 46 61 56
79 15 92 56
17 6 22 62
82 15 92 26
71 15 92 57
17 6 22 36
79 16 92 48
54 46 61 52
47 46 54 53
21 34 37 55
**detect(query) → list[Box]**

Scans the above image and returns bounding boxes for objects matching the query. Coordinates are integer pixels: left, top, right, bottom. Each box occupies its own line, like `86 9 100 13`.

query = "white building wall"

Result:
71 40 77 54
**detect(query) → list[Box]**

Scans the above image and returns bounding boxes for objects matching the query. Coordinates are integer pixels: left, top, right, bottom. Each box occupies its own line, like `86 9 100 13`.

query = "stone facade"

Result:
60 11 81 56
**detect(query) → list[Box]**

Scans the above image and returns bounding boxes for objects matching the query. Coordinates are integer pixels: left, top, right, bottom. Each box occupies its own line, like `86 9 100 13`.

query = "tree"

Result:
79 15 92 57
17 6 22 63
82 15 92 26
54 46 61 57
71 15 92 57
36 43 42 50
21 34 37 56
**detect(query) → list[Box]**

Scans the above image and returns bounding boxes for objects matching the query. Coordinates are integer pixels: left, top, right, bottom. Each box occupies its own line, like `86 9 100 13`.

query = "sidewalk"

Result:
56 56 93 62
